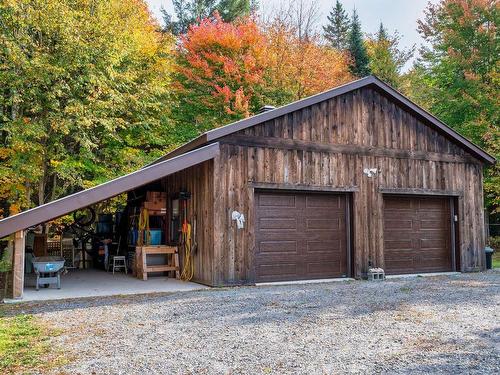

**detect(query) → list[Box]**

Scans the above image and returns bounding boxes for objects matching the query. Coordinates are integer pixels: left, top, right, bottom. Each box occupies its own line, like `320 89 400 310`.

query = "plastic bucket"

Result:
149 230 163 245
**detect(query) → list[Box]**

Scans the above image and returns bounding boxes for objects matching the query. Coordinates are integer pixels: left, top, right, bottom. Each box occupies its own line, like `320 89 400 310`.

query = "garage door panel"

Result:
383 196 452 275
299 231 344 241
255 192 348 282
418 198 447 209
415 258 451 271
305 195 344 208
306 240 343 253
258 194 297 207
385 259 413 271
257 263 297 278
384 198 413 210
384 219 414 231
258 218 297 230
259 241 298 254
384 239 413 250
420 220 446 229
307 261 342 275
306 218 342 230
420 238 447 249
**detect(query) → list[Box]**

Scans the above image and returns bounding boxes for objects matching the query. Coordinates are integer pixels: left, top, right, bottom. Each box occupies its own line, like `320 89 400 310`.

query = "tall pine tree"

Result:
366 23 413 87
323 0 350 50
347 9 370 77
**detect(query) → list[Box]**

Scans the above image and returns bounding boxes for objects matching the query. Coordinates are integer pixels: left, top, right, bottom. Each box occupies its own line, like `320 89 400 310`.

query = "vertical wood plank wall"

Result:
12 230 25 298
161 160 215 285
212 87 486 284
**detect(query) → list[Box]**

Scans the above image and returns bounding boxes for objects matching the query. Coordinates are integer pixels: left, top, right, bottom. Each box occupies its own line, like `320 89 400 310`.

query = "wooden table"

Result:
135 245 179 281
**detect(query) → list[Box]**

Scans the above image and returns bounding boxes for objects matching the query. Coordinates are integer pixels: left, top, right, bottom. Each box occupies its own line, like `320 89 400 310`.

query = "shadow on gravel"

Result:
376 327 500 374
2 273 499 325
0 290 206 316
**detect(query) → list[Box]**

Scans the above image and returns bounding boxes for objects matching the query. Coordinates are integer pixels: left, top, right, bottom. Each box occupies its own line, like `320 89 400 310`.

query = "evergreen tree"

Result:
162 0 192 35
162 0 252 35
323 0 350 50
217 0 251 21
376 22 388 41
347 9 370 77
366 23 414 87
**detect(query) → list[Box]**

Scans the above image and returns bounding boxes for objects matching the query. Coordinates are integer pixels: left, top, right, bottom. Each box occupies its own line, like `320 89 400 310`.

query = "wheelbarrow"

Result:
32 256 65 290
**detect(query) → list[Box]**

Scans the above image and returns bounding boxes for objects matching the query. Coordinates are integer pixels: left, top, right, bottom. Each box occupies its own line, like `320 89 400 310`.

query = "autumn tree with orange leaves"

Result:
171 12 352 142
171 13 267 140
263 17 352 105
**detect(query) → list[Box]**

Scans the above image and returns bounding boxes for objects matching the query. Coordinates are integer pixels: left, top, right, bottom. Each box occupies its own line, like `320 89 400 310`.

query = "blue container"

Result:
149 230 163 245
97 222 112 234
129 229 138 245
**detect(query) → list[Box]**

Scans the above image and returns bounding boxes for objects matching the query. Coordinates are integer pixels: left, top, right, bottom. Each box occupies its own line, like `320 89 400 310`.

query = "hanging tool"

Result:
138 208 150 246
179 196 194 281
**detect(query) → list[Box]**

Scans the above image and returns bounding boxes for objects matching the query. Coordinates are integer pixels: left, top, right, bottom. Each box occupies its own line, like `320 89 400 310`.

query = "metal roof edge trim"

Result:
0 143 220 238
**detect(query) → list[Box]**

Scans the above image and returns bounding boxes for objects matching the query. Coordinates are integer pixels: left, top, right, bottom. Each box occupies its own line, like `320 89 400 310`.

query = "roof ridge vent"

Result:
258 105 276 114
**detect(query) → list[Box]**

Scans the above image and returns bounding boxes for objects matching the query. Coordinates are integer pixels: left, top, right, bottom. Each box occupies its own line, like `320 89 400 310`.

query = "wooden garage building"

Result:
0 76 495 293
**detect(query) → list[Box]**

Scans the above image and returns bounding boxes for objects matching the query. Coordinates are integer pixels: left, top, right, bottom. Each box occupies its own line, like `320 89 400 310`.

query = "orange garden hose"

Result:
180 221 193 281
137 208 150 246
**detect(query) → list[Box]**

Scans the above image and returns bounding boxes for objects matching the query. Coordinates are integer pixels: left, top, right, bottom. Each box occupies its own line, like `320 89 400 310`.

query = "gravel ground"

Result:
8 271 500 374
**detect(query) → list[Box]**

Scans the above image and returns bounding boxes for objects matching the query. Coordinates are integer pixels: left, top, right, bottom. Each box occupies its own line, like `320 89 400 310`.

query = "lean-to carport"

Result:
0 143 220 299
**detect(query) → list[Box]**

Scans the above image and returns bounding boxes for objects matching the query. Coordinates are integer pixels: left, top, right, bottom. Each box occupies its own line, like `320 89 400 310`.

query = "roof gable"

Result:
156 76 495 165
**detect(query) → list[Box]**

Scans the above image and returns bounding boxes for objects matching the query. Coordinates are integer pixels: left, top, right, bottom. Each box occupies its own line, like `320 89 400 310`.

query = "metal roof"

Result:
152 76 496 165
0 143 220 238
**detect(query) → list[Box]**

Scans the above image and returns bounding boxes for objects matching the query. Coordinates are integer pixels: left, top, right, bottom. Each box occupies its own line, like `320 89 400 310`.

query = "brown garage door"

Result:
383 196 453 275
254 191 349 282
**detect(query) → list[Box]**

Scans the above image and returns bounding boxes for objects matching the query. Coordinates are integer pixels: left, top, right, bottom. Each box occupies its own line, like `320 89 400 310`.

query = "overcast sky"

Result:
145 0 438 70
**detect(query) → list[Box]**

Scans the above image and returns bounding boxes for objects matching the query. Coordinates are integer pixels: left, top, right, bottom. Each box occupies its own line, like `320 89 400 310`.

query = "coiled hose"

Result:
180 222 193 281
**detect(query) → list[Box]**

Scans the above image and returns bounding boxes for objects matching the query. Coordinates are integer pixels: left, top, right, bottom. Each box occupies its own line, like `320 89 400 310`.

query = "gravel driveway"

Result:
10 271 500 374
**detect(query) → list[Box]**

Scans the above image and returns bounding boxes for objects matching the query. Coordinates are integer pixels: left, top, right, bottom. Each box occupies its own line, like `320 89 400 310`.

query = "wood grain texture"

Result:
12 231 25 299
160 160 215 285
212 86 485 283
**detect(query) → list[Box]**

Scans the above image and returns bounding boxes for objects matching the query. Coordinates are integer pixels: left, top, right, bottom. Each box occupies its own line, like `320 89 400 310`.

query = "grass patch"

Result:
0 312 63 373
493 252 500 269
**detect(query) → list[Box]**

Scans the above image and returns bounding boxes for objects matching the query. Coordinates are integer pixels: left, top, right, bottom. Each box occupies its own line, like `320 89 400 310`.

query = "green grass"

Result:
493 252 500 269
0 313 61 373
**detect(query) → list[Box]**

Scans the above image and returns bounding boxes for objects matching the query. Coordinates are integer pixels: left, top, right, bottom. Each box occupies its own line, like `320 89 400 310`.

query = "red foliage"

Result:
176 12 266 118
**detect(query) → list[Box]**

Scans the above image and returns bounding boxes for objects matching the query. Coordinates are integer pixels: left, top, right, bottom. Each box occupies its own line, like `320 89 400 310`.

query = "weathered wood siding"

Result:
212 87 485 284
161 160 215 285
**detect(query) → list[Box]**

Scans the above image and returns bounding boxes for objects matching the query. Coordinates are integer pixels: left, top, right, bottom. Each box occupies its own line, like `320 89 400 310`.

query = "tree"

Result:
408 0 499 212
323 0 350 50
162 0 252 35
263 18 352 103
0 0 173 216
171 13 267 137
267 0 321 42
347 9 371 77
171 12 352 140
366 23 414 87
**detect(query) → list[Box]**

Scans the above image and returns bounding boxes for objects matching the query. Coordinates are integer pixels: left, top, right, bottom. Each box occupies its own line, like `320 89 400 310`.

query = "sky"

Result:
145 0 438 70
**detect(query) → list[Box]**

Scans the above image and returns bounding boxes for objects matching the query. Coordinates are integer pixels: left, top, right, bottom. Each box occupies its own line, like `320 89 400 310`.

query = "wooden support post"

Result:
174 252 180 279
12 230 25 299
